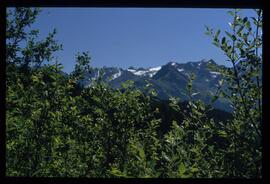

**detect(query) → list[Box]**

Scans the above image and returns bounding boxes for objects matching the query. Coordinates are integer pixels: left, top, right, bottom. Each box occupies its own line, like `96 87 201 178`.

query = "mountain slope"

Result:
79 59 232 112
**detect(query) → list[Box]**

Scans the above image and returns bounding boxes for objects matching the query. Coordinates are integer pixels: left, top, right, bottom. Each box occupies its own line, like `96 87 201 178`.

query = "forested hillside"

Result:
6 8 262 178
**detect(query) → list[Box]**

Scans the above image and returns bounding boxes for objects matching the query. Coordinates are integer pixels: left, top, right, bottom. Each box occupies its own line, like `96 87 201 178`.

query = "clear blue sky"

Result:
31 8 255 73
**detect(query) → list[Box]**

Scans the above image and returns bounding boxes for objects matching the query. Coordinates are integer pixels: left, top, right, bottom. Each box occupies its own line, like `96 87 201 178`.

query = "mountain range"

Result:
79 59 232 112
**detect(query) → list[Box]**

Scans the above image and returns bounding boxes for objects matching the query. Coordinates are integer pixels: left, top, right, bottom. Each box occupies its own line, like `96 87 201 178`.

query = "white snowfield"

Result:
149 66 161 72
134 70 148 76
111 69 122 80
210 71 221 75
127 69 136 73
191 92 200 96
177 68 184 72
127 66 161 78
210 71 221 78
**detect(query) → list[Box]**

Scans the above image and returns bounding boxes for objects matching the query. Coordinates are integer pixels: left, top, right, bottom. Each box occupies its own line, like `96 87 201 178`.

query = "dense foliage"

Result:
6 8 262 178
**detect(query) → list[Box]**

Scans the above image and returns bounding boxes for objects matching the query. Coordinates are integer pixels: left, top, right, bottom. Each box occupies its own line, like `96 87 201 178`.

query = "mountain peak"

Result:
79 59 231 112
167 61 177 66
207 59 216 64
166 59 217 67
128 66 136 70
201 59 208 62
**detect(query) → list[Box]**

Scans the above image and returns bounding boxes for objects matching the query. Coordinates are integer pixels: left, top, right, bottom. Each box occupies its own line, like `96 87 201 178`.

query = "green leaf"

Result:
237 26 244 35
178 162 186 176
225 31 234 41
110 167 128 178
251 17 258 26
228 10 234 17
150 89 157 96
222 37 226 45
218 130 227 138
211 95 218 103
245 20 251 30
204 26 213 36
232 35 236 41
138 147 145 160
215 29 221 40
191 167 199 173
212 40 219 47
32 75 39 83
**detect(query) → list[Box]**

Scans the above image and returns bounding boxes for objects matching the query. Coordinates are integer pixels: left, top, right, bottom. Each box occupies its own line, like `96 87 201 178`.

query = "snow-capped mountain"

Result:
127 66 162 78
79 59 232 112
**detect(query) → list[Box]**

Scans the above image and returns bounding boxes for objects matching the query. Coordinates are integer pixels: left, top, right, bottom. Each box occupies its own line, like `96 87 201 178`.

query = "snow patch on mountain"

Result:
148 66 161 77
149 66 161 72
127 69 136 73
127 69 147 76
210 71 221 78
111 70 122 80
210 71 221 75
127 66 161 77
191 92 200 96
134 70 148 76
79 59 232 112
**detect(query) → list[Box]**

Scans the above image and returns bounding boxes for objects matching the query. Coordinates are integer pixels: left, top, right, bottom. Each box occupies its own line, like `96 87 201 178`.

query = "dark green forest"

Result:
6 8 262 178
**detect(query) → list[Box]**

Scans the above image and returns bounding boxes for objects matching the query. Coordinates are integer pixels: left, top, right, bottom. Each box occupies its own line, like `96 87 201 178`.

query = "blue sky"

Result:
31 8 256 73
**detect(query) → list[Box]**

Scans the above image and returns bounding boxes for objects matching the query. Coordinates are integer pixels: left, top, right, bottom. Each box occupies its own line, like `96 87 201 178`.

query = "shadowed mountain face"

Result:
80 59 232 112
